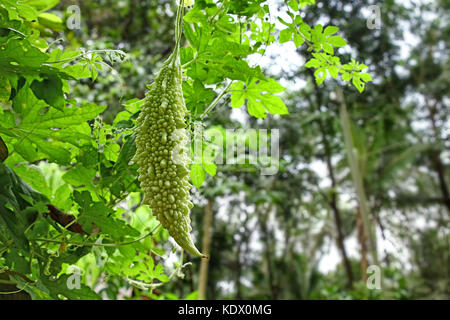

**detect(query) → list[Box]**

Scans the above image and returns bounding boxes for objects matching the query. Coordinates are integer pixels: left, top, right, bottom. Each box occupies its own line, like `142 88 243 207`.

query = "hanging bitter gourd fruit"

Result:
133 1 205 258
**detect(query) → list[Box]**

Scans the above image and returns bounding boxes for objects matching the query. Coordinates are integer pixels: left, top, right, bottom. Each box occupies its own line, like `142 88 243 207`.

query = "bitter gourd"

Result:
133 48 205 258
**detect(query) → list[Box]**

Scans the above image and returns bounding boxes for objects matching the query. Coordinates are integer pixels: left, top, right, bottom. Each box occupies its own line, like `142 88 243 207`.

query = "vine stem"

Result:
201 81 234 119
44 49 127 65
29 223 162 248
168 0 185 65
0 285 28 295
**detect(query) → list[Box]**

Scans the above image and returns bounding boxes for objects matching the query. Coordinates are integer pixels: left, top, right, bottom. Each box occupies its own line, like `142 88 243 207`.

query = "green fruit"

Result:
133 52 204 258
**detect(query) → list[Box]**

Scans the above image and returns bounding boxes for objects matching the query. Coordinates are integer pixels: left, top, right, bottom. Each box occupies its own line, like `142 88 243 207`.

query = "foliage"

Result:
0 0 447 301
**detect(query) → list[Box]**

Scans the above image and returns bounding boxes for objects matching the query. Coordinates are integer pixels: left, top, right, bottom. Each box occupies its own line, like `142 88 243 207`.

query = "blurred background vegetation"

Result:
7 0 447 299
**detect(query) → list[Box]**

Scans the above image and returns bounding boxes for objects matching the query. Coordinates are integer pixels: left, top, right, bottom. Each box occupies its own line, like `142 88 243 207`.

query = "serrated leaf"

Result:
259 94 289 115
247 98 267 118
231 79 287 118
255 78 286 93
0 163 48 250
0 38 48 69
77 200 140 239
39 275 101 300
30 74 65 111
12 164 51 198
230 81 246 109
62 165 95 187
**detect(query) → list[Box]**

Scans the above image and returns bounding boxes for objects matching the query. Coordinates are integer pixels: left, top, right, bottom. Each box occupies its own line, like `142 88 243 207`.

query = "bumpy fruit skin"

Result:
133 54 204 258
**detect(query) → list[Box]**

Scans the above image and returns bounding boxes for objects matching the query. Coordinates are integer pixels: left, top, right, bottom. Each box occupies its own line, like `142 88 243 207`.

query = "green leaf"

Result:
231 81 246 109
25 0 60 12
293 32 305 47
62 165 96 187
1 0 38 21
0 74 11 102
328 65 338 79
5 98 105 165
314 24 323 34
183 80 215 113
5 249 30 274
12 164 51 198
255 78 286 93
37 12 63 32
352 76 365 93
203 162 217 177
322 43 334 55
30 74 65 111
314 68 327 85
327 36 347 47
288 0 299 11
114 134 136 170
0 38 48 69
0 163 48 250
247 98 267 118
75 192 140 239
324 26 339 36
39 275 101 300
231 79 287 118
259 94 289 115
342 72 352 81
0 204 29 250
190 163 205 188
305 58 321 68
279 28 293 43
360 72 373 82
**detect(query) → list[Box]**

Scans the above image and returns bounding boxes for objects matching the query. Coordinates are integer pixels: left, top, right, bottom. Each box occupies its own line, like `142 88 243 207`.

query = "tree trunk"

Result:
259 205 279 299
426 101 450 213
357 207 369 282
337 88 379 269
235 240 243 300
198 199 213 300
308 76 354 289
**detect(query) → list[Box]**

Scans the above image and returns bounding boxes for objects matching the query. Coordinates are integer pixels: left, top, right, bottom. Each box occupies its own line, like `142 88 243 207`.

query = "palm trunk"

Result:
337 88 379 268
